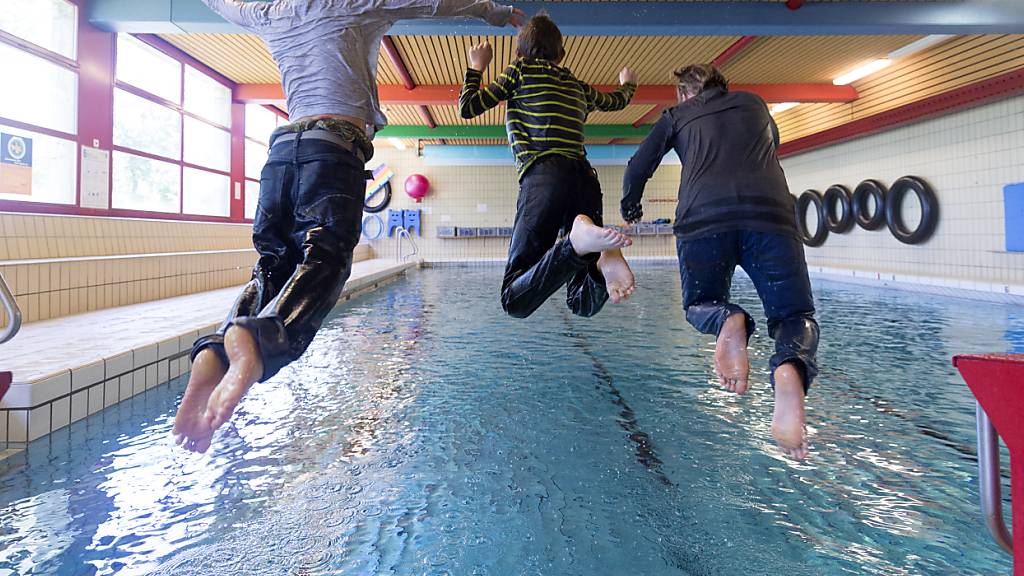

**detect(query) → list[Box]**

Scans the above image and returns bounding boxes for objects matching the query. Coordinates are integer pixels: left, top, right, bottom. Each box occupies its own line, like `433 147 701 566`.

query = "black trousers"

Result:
192 133 368 381
676 230 820 391
501 156 610 319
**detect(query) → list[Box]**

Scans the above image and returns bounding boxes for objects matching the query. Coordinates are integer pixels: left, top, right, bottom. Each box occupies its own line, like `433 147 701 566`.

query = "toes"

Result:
195 437 212 454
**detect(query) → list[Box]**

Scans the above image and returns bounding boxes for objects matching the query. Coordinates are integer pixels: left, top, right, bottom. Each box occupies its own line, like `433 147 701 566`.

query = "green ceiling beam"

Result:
375 124 653 140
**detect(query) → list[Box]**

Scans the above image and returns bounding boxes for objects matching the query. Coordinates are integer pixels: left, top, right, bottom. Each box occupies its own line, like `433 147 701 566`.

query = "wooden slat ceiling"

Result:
775 34 1024 142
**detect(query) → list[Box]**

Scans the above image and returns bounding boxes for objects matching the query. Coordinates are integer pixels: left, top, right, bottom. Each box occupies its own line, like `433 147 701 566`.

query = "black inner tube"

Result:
824 184 854 234
886 176 939 245
795 189 828 247
363 181 392 213
852 179 887 231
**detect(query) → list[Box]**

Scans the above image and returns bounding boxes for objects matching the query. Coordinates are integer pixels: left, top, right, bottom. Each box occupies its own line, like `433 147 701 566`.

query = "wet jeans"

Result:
676 230 820 391
501 156 609 319
191 132 369 381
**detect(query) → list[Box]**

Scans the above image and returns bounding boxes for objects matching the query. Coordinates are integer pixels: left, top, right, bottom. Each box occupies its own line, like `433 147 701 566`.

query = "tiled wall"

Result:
0 213 256 328
781 94 1024 289
365 148 681 262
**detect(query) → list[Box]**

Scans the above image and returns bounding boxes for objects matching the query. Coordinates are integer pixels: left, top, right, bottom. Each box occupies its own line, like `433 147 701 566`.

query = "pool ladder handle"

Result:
394 226 418 262
977 401 1014 555
0 270 21 346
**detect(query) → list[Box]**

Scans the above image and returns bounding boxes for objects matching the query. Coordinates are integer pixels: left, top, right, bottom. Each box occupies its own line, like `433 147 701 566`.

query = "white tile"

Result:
72 360 105 392
51 397 71 431
105 351 133 380
0 411 7 443
157 361 169 386
27 406 50 442
7 410 27 442
133 369 145 395
70 391 88 423
145 365 158 390
119 375 133 402
135 344 158 367
105 379 120 408
157 337 180 360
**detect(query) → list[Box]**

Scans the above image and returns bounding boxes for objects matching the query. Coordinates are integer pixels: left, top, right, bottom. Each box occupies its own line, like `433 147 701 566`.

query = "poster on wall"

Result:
80 147 110 210
0 133 33 196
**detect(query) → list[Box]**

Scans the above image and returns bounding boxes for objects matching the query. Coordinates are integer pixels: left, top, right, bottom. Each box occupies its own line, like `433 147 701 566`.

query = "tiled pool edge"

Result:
0 262 415 453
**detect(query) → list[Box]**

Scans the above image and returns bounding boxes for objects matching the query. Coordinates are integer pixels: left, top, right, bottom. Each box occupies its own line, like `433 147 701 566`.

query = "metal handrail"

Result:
0 271 22 345
976 402 1014 554
395 226 418 262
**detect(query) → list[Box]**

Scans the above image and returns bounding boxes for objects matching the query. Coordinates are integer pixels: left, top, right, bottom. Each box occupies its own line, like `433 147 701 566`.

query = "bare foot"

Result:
597 248 635 304
203 325 265 434
568 215 631 257
714 313 749 394
172 349 226 453
772 364 809 460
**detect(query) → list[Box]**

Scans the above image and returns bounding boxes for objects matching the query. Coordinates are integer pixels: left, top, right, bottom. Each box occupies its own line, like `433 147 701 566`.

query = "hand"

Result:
468 41 493 72
621 202 643 224
508 7 527 28
619 67 637 85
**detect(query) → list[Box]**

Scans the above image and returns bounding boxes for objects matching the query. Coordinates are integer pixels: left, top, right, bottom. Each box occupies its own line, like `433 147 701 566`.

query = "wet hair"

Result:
516 14 565 62
673 63 728 98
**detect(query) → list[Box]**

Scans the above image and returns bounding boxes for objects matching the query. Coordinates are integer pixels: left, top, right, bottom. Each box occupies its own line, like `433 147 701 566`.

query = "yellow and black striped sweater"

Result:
459 58 637 177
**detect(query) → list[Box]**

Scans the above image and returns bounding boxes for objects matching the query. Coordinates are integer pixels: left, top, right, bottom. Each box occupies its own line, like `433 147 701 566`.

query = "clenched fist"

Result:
469 41 493 72
619 67 637 85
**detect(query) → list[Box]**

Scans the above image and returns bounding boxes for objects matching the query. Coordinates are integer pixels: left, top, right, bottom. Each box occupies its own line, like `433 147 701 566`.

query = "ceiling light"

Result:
833 58 891 86
388 138 407 150
888 35 954 60
771 102 799 115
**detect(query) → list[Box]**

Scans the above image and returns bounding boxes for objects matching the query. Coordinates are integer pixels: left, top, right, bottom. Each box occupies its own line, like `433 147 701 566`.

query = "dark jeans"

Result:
676 230 820 391
501 156 609 319
191 133 368 381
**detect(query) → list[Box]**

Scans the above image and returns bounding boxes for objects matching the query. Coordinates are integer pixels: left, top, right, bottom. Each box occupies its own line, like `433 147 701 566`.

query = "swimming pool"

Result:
0 264 1017 575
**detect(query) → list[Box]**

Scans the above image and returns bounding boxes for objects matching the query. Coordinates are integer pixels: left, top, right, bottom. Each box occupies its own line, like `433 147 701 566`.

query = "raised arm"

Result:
199 0 274 30
379 0 524 27
621 112 675 222
581 67 637 113
460 43 520 119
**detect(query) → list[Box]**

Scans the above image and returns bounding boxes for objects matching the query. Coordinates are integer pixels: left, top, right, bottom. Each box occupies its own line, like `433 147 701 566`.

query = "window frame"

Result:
242 104 289 223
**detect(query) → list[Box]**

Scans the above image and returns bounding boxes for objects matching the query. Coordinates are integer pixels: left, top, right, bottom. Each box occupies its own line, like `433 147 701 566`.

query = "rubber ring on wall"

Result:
362 214 384 240
823 184 855 234
852 179 887 231
885 176 939 245
795 189 829 247
364 181 392 214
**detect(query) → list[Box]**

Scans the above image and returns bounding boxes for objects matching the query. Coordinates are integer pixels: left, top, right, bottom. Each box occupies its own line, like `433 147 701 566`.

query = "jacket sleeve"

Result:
621 111 675 218
460 63 520 119
581 81 637 113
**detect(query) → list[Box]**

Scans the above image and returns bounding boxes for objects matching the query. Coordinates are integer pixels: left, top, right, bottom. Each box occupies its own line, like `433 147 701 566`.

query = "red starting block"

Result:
954 354 1023 574
0 371 9 404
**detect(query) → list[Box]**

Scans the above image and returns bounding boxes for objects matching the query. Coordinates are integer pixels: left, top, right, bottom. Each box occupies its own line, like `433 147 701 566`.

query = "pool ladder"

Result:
976 403 1014 555
0 270 21 345
394 226 418 262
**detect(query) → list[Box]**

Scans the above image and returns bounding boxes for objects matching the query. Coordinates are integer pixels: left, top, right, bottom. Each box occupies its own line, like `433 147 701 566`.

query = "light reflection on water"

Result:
0 265 1016 575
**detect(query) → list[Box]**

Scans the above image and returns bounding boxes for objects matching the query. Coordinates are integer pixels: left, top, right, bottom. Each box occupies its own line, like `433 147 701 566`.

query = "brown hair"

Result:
673 63 728 98
516 14 564 62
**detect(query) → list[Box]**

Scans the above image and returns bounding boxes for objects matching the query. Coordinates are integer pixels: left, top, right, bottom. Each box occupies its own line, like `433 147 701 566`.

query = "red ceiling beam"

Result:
235 83 857 107
380 35 437 129
778 67 1024 158
712 36 758 68
632 105 664 128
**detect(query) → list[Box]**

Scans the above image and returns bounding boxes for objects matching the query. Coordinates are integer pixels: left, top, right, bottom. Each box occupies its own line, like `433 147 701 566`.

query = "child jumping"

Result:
173 0 524 453
459 14 638 319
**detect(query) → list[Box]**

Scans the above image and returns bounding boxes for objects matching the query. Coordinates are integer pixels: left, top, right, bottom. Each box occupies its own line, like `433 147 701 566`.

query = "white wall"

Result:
781 94 1024 290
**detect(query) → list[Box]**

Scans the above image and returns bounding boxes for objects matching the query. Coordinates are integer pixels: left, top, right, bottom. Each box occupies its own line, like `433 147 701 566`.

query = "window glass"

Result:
245 180 260 220
183 168 230 217
0 43 77 134
184 117 230 172
244 139 268 181
112 151 181 213
113 88 181 160
0 124 76 205
184 66 231 127
245 104 278 144
0 0 76 60
116 34 181 104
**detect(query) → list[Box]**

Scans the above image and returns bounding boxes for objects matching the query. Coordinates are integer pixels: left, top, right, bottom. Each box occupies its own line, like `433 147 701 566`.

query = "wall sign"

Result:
80 147 110 210
1005 183 1024 253
0 133 32 196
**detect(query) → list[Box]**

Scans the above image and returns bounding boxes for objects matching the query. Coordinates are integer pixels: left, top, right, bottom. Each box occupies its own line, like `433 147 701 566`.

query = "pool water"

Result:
0 265 1018 575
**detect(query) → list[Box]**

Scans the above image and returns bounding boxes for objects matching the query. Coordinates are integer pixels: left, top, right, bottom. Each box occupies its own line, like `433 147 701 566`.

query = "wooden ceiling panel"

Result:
428 105 505 125
382 105 428 126
722 35 924 84
588 105 651 125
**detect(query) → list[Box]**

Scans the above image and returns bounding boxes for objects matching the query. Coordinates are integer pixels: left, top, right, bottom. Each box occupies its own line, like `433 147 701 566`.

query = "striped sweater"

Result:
459 59 636 176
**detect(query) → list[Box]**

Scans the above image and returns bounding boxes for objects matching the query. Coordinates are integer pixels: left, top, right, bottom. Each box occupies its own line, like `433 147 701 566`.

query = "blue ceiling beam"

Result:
90 0 1024 36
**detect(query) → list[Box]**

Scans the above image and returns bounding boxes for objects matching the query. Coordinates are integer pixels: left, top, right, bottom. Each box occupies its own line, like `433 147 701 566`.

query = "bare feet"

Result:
568 215 631 257
772 363 809 460
172 349 226 453
203 325 265 434
597 248 636 304
714 313 750 394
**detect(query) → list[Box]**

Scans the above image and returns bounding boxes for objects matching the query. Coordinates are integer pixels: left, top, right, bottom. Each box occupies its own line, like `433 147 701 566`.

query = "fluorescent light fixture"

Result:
888 35 954 60
388 138 407 150
771 102 799 115
833 58 891 85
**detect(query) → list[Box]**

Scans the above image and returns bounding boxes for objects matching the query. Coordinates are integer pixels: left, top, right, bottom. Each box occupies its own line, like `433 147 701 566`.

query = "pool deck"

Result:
0 258 414 449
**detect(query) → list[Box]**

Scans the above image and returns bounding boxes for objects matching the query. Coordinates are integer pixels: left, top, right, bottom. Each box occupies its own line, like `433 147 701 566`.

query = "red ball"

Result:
404 174 430 203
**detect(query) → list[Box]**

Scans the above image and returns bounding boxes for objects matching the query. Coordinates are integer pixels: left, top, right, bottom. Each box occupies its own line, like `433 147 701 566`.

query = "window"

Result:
0 0 78 206
0 0 76 60
242 104 288 220
113 34 234 218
